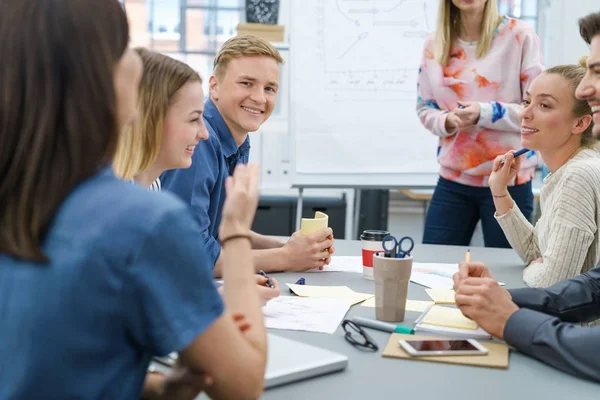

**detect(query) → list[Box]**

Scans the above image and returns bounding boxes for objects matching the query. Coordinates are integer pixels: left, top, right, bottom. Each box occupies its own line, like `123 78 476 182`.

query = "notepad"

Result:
425 288 456 304
286 283 373 306
420 305 478 330
300 211 329 235
360 298 434 313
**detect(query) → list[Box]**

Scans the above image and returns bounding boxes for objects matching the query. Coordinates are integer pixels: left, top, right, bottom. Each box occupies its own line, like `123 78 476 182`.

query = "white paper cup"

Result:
360 230 390 280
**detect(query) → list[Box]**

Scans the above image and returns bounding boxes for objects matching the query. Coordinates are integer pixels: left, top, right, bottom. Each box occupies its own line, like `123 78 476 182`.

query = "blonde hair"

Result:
545 61 594 148
213 34 283 79
434 0 502 66
113 48 201 180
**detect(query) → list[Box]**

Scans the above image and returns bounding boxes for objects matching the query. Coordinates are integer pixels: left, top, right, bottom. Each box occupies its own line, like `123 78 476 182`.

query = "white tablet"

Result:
398 339 488 357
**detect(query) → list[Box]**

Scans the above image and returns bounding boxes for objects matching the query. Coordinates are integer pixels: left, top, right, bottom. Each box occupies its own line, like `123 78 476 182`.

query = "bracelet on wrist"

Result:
492 193 509 198
221 233 252 246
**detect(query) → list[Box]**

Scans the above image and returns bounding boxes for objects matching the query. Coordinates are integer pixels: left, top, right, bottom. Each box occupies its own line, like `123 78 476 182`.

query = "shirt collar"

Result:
204 98 250 158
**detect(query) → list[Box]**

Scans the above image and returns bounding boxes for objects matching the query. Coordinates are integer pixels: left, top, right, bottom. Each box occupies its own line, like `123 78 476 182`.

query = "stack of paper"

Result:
286 283 373 305
410 263 459 289
415 305 491 338
411 262 505 289
307 256 363 273
263 296 351 334
360 298 433 312
425 288 456 304
420 306 477 330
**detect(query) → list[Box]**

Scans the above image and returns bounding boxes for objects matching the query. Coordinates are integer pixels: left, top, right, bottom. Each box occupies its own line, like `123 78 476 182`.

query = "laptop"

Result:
264 333 348 389
151 333 348 389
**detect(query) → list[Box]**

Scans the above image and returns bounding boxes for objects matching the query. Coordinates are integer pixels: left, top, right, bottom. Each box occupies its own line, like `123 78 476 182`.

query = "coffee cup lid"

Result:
360 230 390 241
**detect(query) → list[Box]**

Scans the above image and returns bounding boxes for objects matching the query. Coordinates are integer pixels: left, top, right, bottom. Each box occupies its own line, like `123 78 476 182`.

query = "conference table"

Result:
260 240 598 400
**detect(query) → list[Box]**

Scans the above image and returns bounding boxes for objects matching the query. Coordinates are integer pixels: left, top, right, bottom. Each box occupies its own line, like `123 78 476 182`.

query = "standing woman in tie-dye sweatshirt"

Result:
417 0 543 248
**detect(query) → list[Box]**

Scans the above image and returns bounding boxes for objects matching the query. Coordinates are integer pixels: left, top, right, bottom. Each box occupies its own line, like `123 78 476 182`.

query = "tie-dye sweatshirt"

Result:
417 17 544 187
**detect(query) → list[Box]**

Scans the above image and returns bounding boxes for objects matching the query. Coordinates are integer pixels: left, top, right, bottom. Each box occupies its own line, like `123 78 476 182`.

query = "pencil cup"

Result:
373 253 412 322
360 230 390 280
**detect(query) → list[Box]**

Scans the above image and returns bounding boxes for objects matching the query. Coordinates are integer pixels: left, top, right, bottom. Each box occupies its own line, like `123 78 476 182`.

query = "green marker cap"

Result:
394 325 415 335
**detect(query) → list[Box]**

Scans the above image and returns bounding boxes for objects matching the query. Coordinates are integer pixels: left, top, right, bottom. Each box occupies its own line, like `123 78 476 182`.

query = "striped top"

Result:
130 178 161 192
496 149 600 287
149 178 161 192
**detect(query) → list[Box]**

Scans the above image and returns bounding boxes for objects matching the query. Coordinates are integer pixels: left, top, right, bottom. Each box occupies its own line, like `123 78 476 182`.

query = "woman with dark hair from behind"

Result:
0 1 267 399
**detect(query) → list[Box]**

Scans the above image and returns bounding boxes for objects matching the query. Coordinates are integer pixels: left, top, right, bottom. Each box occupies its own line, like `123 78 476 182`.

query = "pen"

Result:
499 148 529 165
351 316 414 335
259 270 275 288
289 277 305 293
465 248 471 263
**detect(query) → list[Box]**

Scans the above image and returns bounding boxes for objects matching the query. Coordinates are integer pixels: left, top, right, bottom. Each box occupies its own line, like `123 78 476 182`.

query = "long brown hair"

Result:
0 0 130 261
113 48 201 180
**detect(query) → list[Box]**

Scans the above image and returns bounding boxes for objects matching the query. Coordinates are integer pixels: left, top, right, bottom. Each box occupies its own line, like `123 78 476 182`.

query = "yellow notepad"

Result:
420 305 478 330
425 288 456 304
300 211 329 235
286 283 373 306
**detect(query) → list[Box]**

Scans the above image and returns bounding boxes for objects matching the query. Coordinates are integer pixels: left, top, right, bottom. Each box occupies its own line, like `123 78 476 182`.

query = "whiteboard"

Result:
290 0 441 188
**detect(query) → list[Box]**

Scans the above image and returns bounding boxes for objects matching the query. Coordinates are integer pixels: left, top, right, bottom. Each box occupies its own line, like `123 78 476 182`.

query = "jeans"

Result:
422 176 533 248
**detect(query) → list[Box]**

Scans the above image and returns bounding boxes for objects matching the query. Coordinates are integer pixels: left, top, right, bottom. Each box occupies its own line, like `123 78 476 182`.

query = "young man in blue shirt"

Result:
162 35 335 276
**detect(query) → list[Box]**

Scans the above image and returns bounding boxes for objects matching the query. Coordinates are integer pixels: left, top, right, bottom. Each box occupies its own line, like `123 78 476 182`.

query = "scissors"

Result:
382 235 414 258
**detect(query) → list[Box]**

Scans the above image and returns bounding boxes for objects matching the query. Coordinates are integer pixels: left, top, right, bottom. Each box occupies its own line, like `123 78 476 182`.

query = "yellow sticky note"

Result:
425 289 456 304
360 298 433 313
406 300 435 312
286 283 373 306
421 306 478 330
300 211 329 235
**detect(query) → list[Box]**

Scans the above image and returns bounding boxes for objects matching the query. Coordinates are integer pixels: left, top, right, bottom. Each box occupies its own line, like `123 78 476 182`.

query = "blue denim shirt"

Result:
161 98 250 267
0 167 223 399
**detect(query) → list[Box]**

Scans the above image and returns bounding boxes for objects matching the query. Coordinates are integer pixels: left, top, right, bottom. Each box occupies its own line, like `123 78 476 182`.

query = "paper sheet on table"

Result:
360 298 434 312
286 283 373 305
411 263 504 289
425 289 456 304
263 296 351 334
307 256 363 273
300 211 329 235
420 305 478 330
410 263 460 289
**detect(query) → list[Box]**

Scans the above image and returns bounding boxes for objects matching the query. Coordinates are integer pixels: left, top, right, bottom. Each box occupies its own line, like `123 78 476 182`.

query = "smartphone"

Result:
398 339 488 357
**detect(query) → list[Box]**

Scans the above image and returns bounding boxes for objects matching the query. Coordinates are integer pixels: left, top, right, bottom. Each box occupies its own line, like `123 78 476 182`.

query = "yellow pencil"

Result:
465 248 471 263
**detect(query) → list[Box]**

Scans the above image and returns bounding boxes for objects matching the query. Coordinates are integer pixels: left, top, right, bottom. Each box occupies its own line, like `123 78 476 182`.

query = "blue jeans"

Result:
422 177 533 248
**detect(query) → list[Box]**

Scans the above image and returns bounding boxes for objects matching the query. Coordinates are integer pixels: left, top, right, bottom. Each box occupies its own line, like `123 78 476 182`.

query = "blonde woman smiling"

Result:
490 62 600 287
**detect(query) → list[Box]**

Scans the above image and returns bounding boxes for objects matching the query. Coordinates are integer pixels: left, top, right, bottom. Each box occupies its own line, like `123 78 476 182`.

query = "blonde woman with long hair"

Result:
417 0 543 248
490 62 600 288
113 48 208 191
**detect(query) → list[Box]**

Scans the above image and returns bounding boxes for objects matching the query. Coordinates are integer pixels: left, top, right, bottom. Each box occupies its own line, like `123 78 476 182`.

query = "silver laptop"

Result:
150 333 348 389
264 333 348 389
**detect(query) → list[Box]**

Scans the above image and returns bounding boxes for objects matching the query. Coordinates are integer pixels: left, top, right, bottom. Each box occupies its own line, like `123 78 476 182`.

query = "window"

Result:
498 0 538 31
122 0 244 92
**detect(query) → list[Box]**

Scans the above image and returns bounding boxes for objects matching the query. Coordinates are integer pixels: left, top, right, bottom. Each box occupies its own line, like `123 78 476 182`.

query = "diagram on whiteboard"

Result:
291 0 442 178
318 0 438 101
